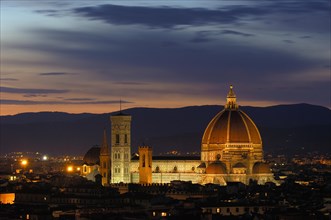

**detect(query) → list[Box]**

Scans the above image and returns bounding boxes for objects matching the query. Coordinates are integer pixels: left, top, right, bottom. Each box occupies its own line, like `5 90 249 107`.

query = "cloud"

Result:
268 0 329 13
0 99 133 105
72 4 267 28
112 82 148 85
283 40 295 44
23 94 48 98
64 98 95 101
299 36 312 39
189 37 214 43
39 72 73 76
71 1 329 31
34 9 59 16
14 27 322 85
3 1 329 108
0 78 18 81
221 30 254 37
189 29 253 43
0 86 69 94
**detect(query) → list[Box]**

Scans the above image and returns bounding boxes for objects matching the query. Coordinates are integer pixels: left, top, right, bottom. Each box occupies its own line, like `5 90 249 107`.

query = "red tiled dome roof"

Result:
202 108 262 145
202 85 262 145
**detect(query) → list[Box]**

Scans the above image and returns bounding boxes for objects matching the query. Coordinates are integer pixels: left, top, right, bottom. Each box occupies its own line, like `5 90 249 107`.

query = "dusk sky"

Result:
1 0 330 115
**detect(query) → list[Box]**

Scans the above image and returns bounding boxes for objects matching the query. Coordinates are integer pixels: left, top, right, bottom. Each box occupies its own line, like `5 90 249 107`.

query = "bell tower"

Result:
110 112 132 183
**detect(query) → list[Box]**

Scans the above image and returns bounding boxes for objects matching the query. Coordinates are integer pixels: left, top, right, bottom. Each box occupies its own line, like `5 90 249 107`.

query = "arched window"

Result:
155 166 160 173
173 166 177 172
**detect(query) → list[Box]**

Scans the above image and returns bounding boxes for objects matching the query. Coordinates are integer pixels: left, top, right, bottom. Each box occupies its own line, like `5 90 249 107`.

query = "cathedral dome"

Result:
206 161 227 174
253 162 271 174
83 146 100 165
202 86 262 145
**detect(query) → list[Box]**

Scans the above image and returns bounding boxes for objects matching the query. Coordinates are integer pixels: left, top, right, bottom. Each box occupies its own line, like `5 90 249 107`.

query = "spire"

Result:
100 128 109 155
225 85 238 109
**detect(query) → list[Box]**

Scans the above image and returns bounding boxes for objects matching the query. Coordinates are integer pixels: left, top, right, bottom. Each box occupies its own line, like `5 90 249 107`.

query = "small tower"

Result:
138 146 152 184
99 128 111 186
110 112 132 183
225 85 238 110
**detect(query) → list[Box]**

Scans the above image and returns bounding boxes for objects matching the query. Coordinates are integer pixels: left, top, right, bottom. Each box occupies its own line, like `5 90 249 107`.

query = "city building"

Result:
82 86 276 185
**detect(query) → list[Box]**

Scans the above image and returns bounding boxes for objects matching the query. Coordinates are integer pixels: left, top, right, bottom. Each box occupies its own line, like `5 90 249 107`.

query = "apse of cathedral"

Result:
81 86 276 185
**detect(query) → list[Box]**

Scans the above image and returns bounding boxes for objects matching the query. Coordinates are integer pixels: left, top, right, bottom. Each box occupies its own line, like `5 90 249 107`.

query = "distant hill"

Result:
1 104 330 156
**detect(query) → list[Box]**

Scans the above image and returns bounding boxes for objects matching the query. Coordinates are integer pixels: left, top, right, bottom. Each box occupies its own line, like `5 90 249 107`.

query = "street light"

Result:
21 159 28 174
21 159 28 166
67 166 73 172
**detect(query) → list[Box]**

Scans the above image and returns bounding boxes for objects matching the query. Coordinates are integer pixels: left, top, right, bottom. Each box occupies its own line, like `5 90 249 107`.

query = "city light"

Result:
21 159 28 166
42 155 48 161
0 193 15 204
67 166 73 172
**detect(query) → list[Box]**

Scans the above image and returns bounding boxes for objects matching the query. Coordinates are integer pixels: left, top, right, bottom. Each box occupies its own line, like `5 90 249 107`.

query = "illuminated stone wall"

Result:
0 193 15 204
111 114 132 183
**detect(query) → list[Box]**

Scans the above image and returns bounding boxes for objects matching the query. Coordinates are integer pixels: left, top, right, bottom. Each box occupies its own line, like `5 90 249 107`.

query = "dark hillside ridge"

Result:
1 103 330 156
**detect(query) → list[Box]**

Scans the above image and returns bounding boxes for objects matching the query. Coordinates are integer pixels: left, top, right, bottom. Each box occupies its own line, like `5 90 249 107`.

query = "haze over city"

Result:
1 0 330 116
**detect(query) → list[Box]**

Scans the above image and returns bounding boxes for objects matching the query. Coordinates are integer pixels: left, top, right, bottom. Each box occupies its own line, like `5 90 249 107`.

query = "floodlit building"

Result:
82 86 276 185
81 146 101 182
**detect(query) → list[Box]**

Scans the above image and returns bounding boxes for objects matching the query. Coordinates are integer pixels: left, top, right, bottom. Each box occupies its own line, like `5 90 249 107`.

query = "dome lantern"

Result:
225 85 238 110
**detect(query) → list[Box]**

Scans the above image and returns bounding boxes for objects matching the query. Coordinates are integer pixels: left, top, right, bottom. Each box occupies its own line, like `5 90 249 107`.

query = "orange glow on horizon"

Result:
0 99 291 116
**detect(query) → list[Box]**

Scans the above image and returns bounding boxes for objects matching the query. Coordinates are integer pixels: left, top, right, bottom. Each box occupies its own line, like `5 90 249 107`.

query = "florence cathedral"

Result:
81 86 276 186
